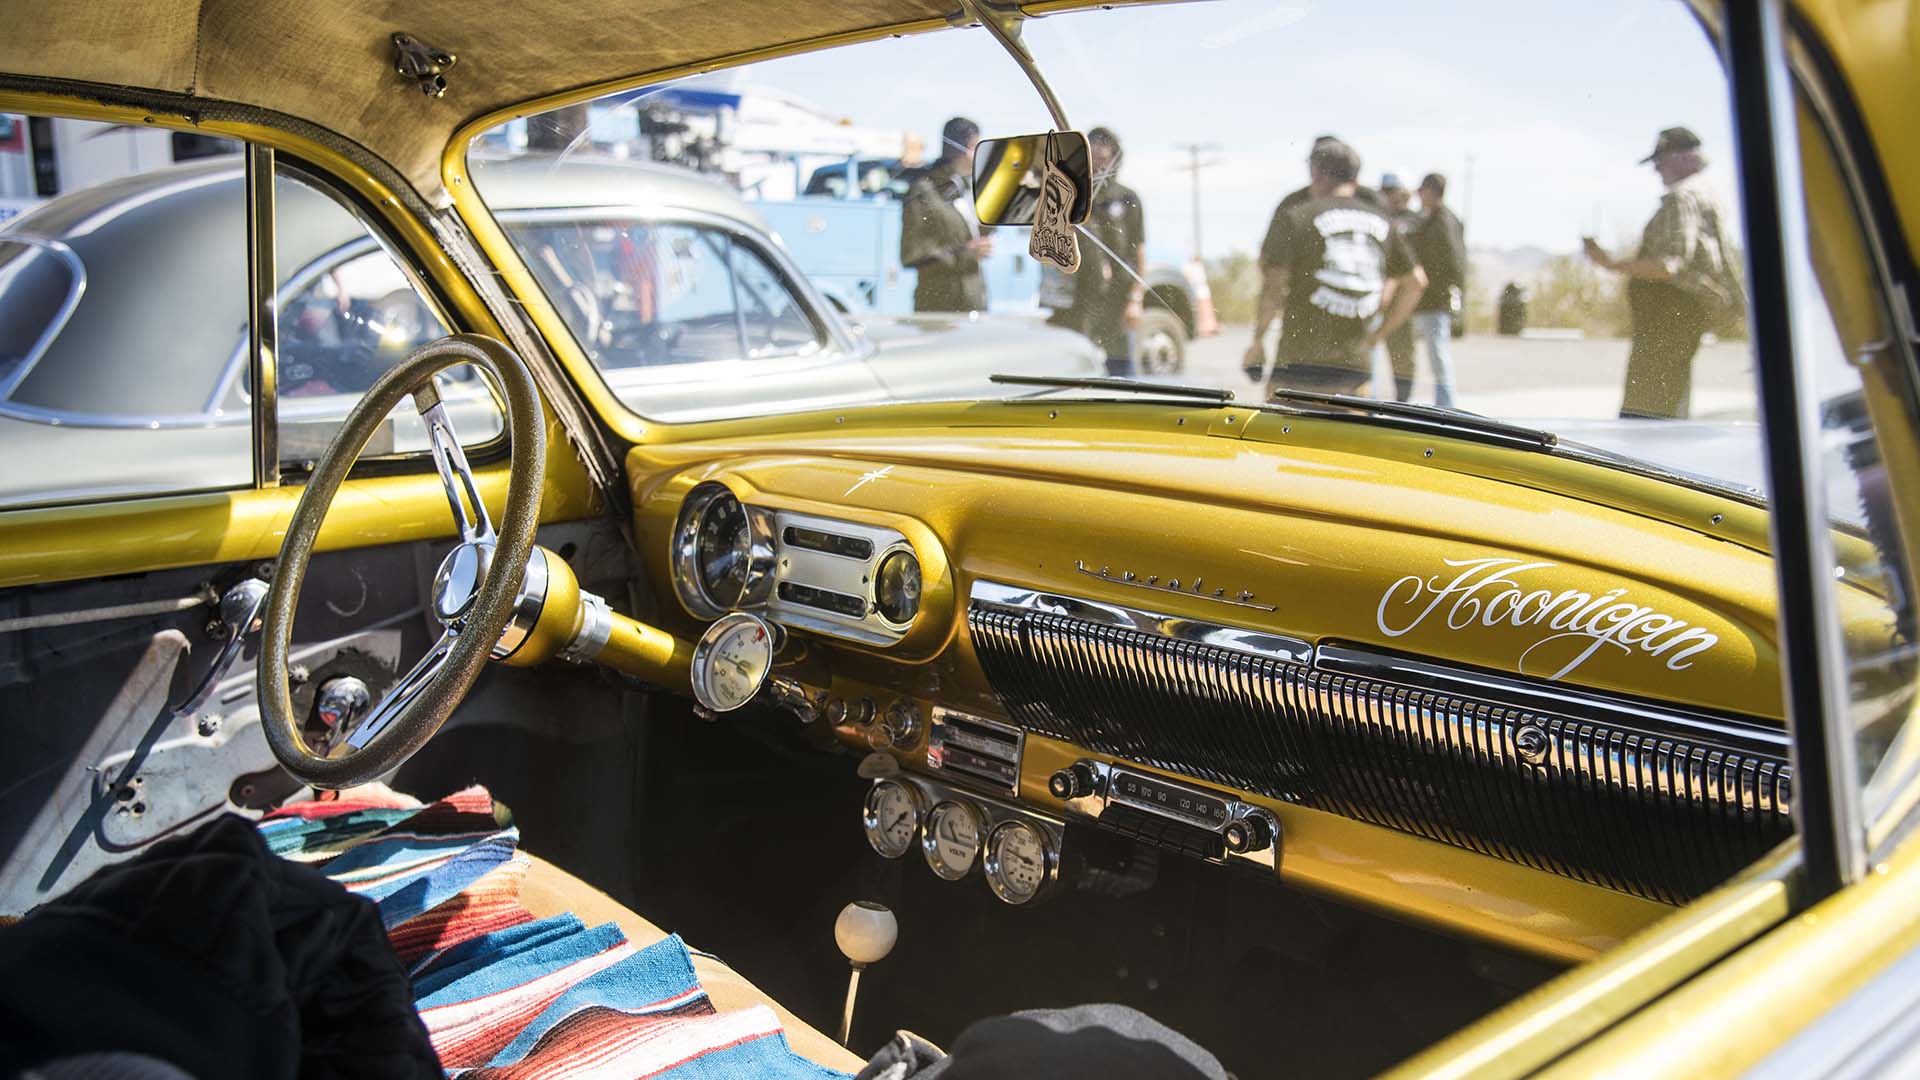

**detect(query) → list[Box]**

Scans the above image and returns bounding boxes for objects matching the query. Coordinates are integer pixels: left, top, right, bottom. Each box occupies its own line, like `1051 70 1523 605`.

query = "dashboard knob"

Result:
1223 813 1275 854
1048 761 1100 800
824 698 850 726
868 700 921 750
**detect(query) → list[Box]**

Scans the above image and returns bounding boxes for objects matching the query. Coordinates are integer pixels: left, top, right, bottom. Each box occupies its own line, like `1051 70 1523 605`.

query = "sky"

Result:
711 0 1743 259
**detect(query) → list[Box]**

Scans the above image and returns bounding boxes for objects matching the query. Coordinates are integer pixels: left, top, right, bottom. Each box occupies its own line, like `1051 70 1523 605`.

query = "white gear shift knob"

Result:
834 900 898 966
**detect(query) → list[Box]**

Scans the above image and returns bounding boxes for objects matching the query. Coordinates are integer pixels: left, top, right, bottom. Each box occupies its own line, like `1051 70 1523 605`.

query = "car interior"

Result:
3 0 1920 1077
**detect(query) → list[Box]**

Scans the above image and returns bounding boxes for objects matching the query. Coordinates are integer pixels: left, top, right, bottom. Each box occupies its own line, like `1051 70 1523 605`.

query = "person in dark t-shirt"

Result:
1245 138 1424 397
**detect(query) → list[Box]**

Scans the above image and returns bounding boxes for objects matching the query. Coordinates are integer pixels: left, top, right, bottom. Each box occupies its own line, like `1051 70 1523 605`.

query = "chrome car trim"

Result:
171 577 270 717
245 143 280 487
0 234 87 402
558 592 614 664
968 578 1794 902
970 579 1311 664
1073 558 1277 612
490 546 549 661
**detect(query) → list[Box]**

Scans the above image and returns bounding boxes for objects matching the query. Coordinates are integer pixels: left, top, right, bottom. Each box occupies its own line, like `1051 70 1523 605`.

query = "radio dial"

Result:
1223 813 1275 854
1047 761 1100 800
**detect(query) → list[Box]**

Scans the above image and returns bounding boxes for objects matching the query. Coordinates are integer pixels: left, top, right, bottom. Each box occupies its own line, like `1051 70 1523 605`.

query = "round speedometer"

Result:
690 612 777 713
695 492 753 609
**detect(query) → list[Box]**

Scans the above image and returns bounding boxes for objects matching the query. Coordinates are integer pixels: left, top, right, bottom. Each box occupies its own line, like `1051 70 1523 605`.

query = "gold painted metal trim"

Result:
1530 822 1920 1078
1383 846 1796 1079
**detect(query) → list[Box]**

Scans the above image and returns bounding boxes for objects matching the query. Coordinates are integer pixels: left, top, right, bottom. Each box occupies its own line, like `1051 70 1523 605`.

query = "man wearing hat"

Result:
1584 125 1742 419
901 116 993 312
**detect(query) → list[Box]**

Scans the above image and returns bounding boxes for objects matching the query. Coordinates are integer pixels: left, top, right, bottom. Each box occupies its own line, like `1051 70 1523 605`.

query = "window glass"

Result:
505 217 823 370
0 117 252 508
263 167 503 467
728 238 823 357
1787 94 1920 837
0 238 79 393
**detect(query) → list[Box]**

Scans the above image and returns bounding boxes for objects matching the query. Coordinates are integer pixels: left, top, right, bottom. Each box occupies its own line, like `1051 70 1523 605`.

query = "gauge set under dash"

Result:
862 775 1063 906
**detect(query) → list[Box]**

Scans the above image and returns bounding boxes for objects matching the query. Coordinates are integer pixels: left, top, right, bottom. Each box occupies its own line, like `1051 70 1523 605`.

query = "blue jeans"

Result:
1413 312 1457 408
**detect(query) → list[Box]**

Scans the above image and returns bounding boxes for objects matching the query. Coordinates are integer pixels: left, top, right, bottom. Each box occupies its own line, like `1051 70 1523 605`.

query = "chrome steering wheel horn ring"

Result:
257 334 547 789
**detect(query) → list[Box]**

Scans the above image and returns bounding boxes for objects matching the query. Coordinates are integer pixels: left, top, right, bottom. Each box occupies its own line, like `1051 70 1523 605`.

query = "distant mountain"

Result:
1469 244 1560 291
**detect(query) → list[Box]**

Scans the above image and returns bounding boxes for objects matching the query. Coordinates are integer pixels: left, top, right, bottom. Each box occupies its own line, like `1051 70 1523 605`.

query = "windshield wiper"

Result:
1257 389 1559 450
990 373 1236 402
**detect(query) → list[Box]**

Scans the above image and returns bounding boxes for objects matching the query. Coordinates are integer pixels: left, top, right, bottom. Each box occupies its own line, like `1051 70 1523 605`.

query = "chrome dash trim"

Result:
967 578 1794 903
970 580 1311 664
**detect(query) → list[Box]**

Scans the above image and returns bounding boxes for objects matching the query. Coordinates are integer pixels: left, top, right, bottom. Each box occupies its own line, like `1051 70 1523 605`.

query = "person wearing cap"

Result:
1049 126 1147 376
1244 138 1424 398
901 116 992 312
1410 172 1466 407
1584 126 1742 419
1376 171 1422 401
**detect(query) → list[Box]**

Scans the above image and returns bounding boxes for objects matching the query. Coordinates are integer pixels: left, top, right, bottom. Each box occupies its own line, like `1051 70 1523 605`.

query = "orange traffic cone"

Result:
1185 258 1220 337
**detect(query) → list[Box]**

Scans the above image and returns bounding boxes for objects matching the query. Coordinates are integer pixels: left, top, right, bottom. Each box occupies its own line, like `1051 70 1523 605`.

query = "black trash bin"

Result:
1497 282 1527 336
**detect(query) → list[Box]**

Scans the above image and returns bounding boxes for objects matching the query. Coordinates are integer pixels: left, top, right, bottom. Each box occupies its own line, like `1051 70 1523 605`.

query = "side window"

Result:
729 240 824 357
505 216 827 369
0 116 252 509
0 115 498 510
650 224 744 364
262 167 502 466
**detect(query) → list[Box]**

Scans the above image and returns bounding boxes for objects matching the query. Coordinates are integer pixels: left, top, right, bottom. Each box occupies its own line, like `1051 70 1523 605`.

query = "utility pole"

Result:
1174 142 1223 262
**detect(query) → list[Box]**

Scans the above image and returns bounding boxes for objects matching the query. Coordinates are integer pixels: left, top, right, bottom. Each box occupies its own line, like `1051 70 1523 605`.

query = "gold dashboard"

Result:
622 404 1834 964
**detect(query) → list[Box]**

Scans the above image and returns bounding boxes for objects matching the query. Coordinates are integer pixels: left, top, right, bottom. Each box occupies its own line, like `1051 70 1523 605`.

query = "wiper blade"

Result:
1258 389 1558 449
990 374 1236 402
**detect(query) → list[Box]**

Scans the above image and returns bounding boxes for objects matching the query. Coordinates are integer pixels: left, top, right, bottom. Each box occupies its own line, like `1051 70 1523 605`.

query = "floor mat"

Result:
260 786 849 1079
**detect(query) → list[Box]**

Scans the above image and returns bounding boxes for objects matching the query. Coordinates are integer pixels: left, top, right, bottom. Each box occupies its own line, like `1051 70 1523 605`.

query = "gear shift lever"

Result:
834 900 898 1047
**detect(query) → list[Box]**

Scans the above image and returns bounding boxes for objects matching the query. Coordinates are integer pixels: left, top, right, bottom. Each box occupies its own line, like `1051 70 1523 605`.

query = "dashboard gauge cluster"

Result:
671 482 932 646
860 775 1063 906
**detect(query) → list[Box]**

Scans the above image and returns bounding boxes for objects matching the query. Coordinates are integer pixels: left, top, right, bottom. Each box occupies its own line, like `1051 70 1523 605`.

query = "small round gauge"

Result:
690 612 777 713
695 492 753 609
862 780 921 859
872 547 922 627
984 820 1055 905
921 800 983 880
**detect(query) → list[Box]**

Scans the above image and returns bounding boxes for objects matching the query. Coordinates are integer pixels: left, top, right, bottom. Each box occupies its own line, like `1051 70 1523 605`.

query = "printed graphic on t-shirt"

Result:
1262 194 1411 369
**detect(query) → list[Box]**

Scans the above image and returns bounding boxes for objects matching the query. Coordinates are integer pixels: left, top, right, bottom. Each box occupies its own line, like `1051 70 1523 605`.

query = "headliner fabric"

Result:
262 784 854 1078
0 0 953 202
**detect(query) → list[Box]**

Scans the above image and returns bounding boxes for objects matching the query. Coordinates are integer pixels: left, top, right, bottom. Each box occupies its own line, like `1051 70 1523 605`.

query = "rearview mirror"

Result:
972 131 1092 227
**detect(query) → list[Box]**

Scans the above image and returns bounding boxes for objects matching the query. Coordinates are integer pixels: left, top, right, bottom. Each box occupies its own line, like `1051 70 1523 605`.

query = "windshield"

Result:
466 0 1875 499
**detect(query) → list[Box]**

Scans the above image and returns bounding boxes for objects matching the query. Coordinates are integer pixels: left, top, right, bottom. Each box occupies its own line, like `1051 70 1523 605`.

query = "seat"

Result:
518 852 866 1073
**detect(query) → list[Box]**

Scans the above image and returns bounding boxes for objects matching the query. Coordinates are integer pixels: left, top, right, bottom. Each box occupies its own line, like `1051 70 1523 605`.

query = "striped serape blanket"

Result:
259 786 850 1079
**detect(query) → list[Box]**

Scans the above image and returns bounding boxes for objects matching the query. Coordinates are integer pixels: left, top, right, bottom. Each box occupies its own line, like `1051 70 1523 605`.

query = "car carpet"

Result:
260 785 848 1079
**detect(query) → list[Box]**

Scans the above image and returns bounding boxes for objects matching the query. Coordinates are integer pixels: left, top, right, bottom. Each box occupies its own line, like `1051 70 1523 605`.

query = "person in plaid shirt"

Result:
1584 126 1742 419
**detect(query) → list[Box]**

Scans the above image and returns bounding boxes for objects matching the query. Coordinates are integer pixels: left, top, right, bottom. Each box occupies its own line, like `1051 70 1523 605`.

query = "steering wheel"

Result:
259 334 547 789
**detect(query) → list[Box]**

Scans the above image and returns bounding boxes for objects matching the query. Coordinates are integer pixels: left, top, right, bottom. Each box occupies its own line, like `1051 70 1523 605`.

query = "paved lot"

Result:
1179 326 1759 421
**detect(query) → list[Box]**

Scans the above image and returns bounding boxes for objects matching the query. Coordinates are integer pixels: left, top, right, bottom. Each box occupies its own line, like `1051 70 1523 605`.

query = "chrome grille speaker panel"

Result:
967 582 1793 903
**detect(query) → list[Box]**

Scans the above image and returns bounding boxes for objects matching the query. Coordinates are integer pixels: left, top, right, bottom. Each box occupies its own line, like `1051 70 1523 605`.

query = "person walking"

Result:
1244 139 1424 398
900 116 992 313
1049 127 1146 376
1583 126 1740 419
1410 172 1466 408
1377 172 1420 401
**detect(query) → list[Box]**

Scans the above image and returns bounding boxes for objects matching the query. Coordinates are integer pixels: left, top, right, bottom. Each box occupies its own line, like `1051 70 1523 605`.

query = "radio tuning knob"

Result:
867 700 921 750
1047 761 1100 800
1223 813 1274 855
